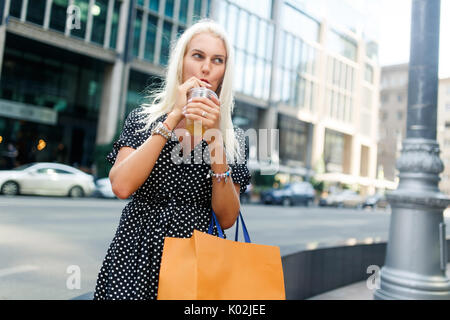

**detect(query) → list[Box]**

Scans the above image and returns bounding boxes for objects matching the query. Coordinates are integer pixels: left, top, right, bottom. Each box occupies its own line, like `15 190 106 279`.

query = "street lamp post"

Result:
374 0 450 300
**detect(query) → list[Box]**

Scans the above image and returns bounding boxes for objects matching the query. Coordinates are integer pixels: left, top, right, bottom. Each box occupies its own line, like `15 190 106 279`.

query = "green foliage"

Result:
310 176 324 193
252 170 276 188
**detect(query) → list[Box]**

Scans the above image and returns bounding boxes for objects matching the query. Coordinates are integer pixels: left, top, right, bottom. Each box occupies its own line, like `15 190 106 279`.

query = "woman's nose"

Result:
201 60 211 73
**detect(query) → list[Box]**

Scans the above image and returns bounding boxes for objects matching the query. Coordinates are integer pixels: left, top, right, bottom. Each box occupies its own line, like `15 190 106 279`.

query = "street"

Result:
0 195 449 300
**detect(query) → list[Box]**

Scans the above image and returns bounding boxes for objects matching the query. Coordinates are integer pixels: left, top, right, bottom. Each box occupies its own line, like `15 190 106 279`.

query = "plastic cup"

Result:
186 87 219 137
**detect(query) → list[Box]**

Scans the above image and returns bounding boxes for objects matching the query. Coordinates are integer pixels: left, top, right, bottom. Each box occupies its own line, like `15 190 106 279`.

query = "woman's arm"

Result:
109 111 182 199
209 140 241 230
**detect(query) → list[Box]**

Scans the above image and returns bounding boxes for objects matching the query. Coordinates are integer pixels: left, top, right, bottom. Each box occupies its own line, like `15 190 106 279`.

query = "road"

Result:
0 195 449 300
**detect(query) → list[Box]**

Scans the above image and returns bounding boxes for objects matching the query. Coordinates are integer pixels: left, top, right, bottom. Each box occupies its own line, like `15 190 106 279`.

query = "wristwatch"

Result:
151 122 173 140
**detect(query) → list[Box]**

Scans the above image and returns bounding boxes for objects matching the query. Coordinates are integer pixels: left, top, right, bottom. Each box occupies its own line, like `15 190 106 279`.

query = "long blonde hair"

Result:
136 19 240 164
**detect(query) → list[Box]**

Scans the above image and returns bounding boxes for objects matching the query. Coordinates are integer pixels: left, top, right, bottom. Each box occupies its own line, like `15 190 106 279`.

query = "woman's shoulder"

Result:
125 107 167 130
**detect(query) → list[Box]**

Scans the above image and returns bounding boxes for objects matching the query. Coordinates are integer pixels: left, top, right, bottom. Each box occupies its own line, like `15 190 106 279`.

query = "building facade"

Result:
437 77 450 195
377 63 408 183
0 0 382 194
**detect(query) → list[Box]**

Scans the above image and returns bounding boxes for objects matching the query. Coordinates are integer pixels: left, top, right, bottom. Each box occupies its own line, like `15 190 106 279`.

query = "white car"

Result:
92 177 116 199
0 162 95 197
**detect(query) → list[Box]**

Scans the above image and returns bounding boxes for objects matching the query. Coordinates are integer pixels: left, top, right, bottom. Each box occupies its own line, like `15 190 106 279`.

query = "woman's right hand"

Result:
171 76 212 118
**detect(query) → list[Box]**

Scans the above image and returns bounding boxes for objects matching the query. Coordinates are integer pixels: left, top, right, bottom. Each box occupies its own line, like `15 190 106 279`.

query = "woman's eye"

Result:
214 58 224 63
193 53 202 58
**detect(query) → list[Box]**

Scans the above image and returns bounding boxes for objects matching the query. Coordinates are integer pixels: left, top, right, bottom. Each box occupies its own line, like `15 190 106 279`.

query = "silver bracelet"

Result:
207 166 232 183
151 122 173 140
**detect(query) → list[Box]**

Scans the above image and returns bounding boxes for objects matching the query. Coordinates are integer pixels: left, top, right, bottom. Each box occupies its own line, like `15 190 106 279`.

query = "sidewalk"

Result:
308 263 450 300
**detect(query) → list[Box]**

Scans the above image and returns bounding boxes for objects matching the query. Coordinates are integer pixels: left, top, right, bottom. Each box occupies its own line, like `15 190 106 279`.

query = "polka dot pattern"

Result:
93 108 251 300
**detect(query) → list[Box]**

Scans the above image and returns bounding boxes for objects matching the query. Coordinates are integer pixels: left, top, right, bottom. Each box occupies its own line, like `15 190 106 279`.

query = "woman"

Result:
93 19 251 300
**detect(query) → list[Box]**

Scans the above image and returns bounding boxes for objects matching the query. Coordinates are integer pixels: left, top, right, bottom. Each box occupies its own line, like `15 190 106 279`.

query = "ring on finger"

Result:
202 111 208 117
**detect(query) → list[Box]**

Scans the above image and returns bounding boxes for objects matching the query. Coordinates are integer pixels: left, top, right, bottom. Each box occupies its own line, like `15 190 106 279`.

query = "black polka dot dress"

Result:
93 107 251 300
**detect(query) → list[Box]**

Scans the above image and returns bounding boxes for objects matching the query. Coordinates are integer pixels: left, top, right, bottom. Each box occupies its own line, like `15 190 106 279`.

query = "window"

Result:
71 0 89 39
26 0 46 26
10 0 22 18
91 0 109 45
144 15 158 62
365 64 374 84
397 111 403 120
50 0 69 33
132 10 143 57
228 0 272 19
55 169 73 174
282 4 319 43
328 30 357 61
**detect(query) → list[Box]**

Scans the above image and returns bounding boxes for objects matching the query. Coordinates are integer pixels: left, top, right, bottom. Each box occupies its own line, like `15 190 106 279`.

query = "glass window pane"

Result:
216 0 227 27
227 5 238 47
10 0 23 18
254 58 264 99
282 4 319 43
176 25 186 39
206 0 212 17
257 19 267 60
50 0 69 33
283 69 290 103
264 62 271 100
193 0 202 19
149 0 159 12
285 33 293 70
236 9 248 51
266 24 274 61
309 47 316 75
71 0 89 39
179 0 188 24
91 0 109 45
137 0 144 6
244 55 255 96
247 15 258 56
165 0 174 18
132 10 143 57
328 30 357 61
234 50 244 93
109 0 121 49
144 15 158 62
309 82 315 111
160 21 172 66
27 0 46 26
227 0 271 20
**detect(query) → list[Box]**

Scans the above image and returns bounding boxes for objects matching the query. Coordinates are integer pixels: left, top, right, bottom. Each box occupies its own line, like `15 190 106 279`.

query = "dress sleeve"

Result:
106 107 148 165
229 127 252 195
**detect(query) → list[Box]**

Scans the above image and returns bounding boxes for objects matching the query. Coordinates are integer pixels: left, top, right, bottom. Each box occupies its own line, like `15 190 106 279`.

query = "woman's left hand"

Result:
182 95 221 144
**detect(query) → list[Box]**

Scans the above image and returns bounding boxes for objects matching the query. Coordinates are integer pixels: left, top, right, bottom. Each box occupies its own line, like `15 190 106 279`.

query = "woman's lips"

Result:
200 78 210 84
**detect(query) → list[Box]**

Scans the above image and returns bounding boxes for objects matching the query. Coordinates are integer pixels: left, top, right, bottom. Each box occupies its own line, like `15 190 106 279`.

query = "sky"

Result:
378 0 450 78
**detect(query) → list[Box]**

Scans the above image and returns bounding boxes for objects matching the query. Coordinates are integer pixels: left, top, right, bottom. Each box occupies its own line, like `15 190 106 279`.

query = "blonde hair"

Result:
136 19 240 164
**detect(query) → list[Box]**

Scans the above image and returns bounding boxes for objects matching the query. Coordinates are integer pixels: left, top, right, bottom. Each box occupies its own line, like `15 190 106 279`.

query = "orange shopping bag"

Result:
157 210 286 300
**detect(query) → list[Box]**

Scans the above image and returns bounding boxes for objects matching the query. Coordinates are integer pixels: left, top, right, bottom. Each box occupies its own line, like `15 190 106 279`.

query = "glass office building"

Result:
0 0 382 193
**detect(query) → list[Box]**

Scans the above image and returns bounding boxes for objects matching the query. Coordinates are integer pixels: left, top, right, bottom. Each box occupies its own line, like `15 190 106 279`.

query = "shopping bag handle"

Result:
208 210 251 243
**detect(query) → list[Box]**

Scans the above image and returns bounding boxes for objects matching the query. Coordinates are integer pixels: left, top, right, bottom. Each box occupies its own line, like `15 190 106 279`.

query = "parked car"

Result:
240 183 253 204
319 189 364 208
260 182 315 206
92 177 117 199
0 162 95 197
362 193 390 210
